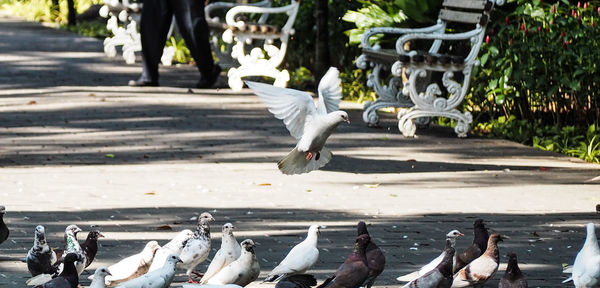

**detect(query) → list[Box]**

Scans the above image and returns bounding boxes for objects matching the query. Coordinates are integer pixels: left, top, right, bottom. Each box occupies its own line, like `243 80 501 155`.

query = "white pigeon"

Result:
89 267 112 288
179 212 215 283
563 222 600 287
200 223 242 284
89 240 160 286
397 230 464 282
115 254 182 288
451 234 503 288
264 225 321 282
207 239 260 286
148 229 194 272
245 67 350 175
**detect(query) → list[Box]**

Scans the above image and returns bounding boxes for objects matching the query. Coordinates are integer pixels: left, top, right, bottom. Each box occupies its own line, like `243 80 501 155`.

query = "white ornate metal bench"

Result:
215 0 300 91
356 0 504 137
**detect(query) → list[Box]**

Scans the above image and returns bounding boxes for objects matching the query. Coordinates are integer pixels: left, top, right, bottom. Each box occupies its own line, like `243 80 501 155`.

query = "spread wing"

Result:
246 81 317 140
316 67 342 115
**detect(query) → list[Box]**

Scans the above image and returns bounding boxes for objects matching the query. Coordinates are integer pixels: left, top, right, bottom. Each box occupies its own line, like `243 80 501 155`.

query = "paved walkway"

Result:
0 13 599 287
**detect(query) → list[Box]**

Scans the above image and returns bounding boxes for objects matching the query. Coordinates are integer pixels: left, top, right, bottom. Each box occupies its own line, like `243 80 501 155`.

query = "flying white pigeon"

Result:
89 267 112 288
245 67 350 175
148 229 194 272
264 225 321 282
179 212 215 283
115 254 182 288
200 223 242 284
397 230 464 282
563 223 600 287
207 239 260 286
89 240 160 286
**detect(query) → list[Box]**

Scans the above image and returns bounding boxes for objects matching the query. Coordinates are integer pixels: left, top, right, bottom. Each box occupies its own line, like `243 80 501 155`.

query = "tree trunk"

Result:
315 0 329 80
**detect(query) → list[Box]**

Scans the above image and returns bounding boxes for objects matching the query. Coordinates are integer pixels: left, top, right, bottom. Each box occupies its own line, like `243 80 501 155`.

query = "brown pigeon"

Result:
454 219 489 272
402 245 455 288
499 253 528 288
451 233 503 287
80 230 104 268
357 221 385 288
317 234 371 288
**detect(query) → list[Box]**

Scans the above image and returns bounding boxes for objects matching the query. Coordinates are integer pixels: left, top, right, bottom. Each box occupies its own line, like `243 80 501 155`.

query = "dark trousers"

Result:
139 0 215 82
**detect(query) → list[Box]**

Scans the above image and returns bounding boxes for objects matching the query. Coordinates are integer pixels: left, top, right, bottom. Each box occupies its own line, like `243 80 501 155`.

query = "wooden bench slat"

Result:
439 9 483 24
442 0 487 10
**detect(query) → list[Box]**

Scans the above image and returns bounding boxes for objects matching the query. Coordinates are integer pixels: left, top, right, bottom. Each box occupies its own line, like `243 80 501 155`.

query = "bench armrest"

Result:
205 0 271 23
225 0 300 34
395 26 484 62
360 20 445 49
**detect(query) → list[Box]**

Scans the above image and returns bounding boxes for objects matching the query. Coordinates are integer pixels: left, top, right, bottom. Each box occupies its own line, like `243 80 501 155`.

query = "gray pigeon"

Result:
207 239 260 286
115 254 182 288
316 234 371 288
200 223 242 284
357 221 385 288
499 253 527 288
397 230 463 282
563 223 600 287
402 246 455 288
179 212 215 283
264 225 321 282
27 225 58 277
33 253 82 288
245 67 350 175
0 205 8 245
89 267 112 288
451 234 503 288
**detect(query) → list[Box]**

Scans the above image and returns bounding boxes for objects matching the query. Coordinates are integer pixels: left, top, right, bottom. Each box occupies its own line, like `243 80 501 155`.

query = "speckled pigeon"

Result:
179 212 215 283
81 230 104 268
27 225 58 277
245 67 350 175
264 225 321 282
0 206 8 245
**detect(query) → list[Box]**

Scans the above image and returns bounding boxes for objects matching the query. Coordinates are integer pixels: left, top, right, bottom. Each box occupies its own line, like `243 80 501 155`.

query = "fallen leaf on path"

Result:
28 101 37 105
258 183 271 186
539 166 548 171
145 191 156 195
406 159 417 162
104 154 115 158
364 183 380 188
156 225 172 230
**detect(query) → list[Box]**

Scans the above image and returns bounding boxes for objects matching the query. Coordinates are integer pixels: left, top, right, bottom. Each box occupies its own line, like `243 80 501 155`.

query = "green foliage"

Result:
342 1 408 45
471 0 600 127
62 19 109 38
1 0 102 24
166 36 193 64
288 67 315 91
340 68 376 103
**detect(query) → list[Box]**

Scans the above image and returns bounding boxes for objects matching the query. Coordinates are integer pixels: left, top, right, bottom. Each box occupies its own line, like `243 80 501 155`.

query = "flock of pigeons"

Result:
0 205 599 288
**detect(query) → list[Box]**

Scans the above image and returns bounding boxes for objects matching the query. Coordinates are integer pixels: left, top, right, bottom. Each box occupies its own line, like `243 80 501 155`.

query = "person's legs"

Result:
172 0 220 88
129 0 173 86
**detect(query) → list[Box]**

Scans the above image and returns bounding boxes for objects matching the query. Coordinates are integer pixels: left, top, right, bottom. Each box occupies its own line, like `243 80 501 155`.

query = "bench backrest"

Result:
438 0 494 26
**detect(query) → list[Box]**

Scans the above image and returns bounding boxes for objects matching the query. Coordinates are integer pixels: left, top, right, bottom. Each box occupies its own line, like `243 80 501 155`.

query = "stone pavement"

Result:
0 13 599 287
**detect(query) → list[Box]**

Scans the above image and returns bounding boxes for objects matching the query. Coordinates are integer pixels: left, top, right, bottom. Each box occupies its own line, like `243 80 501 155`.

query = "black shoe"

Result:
128 79 159 87
196 65 221 88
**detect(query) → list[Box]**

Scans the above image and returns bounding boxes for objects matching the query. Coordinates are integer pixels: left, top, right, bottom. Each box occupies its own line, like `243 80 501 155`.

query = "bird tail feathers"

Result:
562 276 573 283
396 271 420 282
264 274 285 283
276 274 317 288
316 276 335 288
25 273 53 286
278 148 332 175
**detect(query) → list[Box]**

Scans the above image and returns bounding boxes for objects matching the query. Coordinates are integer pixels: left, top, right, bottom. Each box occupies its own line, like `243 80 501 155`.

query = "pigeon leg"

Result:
315 152 321 160
187 275 200 284
191 271 204 278
306 152 313 160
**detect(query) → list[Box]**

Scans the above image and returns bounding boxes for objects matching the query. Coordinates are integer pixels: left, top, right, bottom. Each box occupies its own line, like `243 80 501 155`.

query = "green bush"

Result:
471 0 600 127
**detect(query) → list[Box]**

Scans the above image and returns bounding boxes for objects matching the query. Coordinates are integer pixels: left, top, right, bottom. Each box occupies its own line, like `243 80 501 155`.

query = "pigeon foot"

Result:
306 152 313 160
187 276 200 284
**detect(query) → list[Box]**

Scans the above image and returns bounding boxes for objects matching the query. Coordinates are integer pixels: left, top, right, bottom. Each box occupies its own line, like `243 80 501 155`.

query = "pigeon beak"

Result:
106 270 113 276
459 233 465 236
177 257 183 263
98 232 105 238
344 118 350 124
